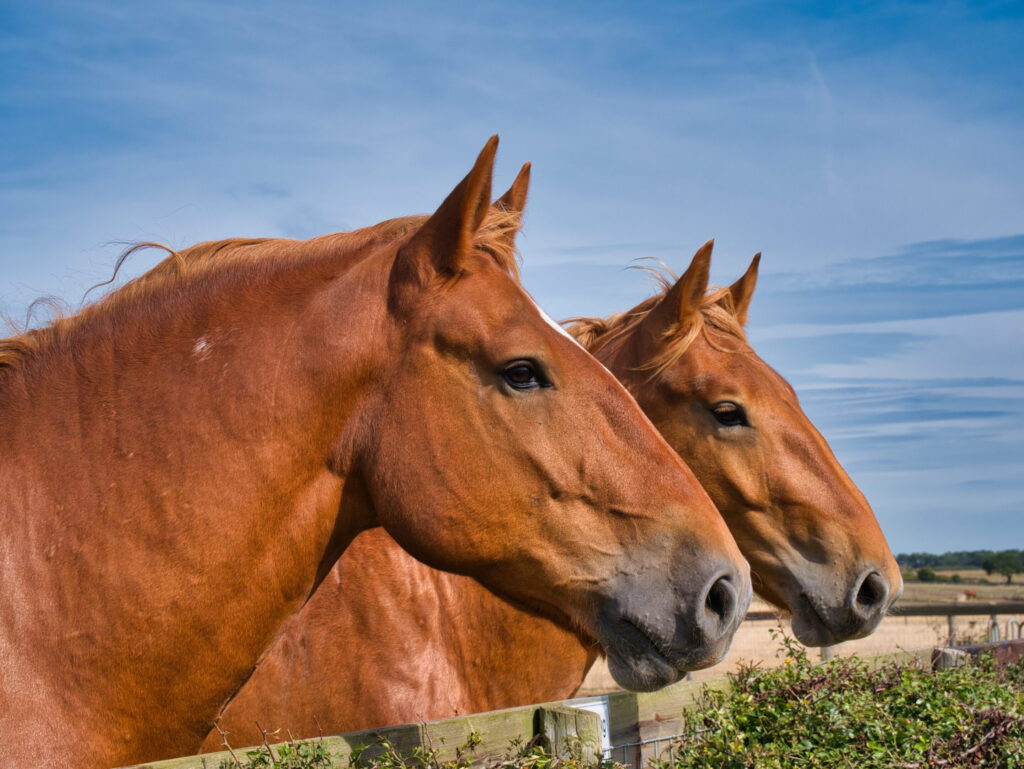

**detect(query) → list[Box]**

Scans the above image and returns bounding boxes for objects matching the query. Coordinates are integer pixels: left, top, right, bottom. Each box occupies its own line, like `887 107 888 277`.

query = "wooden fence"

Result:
885 600 1024 643
119 604 1024 769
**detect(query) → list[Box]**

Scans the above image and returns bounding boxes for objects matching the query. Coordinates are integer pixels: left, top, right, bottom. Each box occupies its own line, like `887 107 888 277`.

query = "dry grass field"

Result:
900 570 1024 603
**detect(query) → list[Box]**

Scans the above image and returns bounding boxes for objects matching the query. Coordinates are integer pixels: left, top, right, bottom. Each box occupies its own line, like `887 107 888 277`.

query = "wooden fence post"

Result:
534 706 602 763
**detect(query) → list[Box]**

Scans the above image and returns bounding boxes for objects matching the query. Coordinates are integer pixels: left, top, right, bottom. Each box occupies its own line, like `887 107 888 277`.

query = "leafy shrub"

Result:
917 566 937 582
217 737 334 769
655 631 1024 769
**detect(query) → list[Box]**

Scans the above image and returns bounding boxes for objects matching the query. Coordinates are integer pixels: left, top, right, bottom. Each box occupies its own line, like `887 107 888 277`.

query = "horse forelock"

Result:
566 268 750 378
0 208 522 374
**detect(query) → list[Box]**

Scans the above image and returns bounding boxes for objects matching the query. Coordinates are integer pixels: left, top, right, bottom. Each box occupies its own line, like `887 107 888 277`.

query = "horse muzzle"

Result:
791 567 902 646
595 565 751 692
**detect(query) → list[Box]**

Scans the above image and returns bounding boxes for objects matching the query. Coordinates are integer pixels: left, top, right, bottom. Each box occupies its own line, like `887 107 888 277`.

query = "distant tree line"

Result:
898 550 1024 585
897 550 1022 568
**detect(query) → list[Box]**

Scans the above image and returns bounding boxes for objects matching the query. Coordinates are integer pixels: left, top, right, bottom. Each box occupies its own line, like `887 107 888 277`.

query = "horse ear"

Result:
495 162 531 213
490 162 531 254
727 253 760 326
398 136 498 281
643 240 713 341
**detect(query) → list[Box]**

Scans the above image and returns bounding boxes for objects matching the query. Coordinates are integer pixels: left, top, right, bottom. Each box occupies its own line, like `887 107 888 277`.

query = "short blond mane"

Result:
566 268 749 377
0 208 522 372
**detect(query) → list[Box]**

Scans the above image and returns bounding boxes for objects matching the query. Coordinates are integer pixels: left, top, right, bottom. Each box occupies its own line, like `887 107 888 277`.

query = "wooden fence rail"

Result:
745 600 1024 621
122 703 603 769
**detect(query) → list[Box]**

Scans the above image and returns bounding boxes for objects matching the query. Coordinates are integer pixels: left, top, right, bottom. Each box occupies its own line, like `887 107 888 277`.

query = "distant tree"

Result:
950 573 962 584
917 567 937 583
982 552 1023 585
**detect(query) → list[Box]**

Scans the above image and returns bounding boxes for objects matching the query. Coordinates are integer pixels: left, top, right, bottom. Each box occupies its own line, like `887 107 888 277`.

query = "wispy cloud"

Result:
750 237 1024 325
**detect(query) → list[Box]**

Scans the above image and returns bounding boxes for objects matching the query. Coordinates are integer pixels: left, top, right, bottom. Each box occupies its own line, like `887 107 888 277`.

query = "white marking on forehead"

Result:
532 299 583 348
525 292 629 379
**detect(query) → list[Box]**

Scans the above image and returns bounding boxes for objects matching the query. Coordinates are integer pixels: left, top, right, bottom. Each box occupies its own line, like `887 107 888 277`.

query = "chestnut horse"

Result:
0 139 751 769
204 182 901 749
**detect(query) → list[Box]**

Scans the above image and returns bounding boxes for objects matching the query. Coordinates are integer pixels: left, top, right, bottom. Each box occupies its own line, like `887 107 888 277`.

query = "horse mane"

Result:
0 208 522 373
566 267 750 377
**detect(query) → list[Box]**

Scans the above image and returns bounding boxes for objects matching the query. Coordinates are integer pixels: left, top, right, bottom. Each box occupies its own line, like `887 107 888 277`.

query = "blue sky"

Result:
2 1 1022 552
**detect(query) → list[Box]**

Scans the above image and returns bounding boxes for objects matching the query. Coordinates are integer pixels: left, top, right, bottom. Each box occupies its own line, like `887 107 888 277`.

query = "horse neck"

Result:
0 246 389 757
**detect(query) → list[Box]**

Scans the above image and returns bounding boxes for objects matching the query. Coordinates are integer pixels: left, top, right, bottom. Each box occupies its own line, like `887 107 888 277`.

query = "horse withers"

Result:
0 138 749 769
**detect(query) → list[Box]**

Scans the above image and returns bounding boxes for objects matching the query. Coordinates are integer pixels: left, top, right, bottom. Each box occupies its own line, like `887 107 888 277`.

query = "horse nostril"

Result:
854 571 888 615
704 576 735 625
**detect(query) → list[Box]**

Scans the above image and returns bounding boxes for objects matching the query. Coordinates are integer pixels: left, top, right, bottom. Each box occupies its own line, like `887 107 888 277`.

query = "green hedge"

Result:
657 632 1024 768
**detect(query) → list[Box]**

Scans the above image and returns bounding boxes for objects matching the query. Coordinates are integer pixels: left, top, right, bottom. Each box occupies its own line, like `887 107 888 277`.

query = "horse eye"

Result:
711 401 748 427
502 362 549 391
